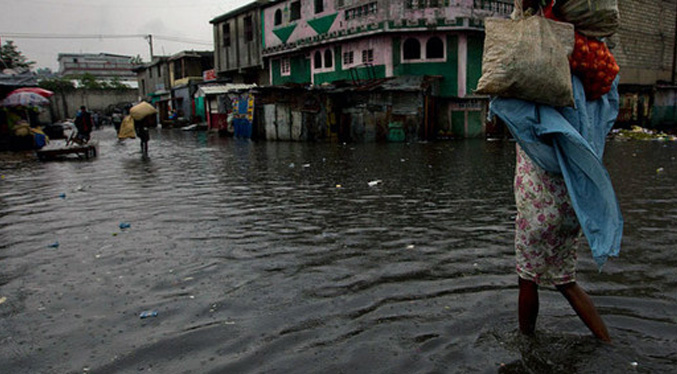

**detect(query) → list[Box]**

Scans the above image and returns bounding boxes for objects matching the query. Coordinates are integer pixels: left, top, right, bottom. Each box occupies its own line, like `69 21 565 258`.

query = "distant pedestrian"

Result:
74 105 93 143
112 110 123 134
129 101 158 157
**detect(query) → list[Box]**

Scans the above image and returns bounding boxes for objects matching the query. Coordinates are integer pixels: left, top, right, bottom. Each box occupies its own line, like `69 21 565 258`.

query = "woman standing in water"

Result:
492 0 624 342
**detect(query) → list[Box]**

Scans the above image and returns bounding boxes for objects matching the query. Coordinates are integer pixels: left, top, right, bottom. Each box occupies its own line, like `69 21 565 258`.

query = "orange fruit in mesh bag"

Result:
568 32 620 100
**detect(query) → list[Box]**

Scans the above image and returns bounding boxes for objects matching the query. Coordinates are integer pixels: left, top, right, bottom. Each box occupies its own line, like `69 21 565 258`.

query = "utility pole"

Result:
146 34 154 60
672 1 677 84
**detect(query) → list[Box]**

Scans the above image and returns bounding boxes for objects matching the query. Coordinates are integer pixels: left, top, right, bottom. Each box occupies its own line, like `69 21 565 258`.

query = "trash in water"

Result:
303 164 311 168
112 233 118 236
368 180 382 187
630 362 638 367
657 167 664 173
139 310 158 319
406 244 415 249
59 193 66 199
47 241 60 248
0 296 7 305
119 222 131 229
288 163 295 168
336 184 342 188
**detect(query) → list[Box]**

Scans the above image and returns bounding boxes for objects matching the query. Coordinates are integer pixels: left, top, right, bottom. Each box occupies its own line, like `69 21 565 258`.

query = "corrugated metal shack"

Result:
252 75 440 142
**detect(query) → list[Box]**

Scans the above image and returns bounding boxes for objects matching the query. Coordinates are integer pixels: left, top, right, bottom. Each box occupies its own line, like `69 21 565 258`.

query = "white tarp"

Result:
195 84 257 98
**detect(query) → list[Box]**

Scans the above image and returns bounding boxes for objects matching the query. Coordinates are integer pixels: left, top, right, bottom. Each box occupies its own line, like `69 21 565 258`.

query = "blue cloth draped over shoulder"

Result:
490 76 622 269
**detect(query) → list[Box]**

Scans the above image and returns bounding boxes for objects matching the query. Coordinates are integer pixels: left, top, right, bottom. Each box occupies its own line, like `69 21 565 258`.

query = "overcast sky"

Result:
0 0 248 71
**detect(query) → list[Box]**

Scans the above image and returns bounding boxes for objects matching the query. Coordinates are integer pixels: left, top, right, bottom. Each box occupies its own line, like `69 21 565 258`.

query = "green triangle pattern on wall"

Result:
273 24 297 43
307 13 338 35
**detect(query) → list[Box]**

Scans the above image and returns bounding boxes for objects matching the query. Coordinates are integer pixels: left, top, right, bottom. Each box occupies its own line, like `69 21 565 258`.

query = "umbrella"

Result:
1 91 50 107
10 87 54 98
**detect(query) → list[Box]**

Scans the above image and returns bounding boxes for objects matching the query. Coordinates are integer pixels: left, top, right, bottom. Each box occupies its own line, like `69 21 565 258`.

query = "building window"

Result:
174 61 182 79
157 65 162 77
315 0 324 14
275 9 283 25
290 1 301 21
343 51 354 65
406 0 447 8
314 51 323 69
149 67 153 79
324 49 333 68
73 58 78 63
281 58 291 76
426 36 444 59
244 16 254 42
362 49 374 63
344 2 377 20
403 38 421 60
223 23 231 47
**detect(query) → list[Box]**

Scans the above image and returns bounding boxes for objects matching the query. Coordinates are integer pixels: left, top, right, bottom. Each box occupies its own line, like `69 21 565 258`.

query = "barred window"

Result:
324 49 333 68
275 9 282 26
403 38 421 60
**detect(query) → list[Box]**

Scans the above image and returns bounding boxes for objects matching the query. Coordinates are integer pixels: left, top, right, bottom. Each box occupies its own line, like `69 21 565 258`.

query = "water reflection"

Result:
0 128 675 373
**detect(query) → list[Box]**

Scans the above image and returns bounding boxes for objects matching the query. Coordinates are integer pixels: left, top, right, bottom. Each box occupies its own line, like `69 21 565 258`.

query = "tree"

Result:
130 55 144 66
78 73 103 90
0 40 35 70
38 77 76 93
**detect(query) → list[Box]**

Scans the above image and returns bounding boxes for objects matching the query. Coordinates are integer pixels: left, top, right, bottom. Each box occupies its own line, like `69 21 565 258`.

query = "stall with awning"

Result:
195 83 256 132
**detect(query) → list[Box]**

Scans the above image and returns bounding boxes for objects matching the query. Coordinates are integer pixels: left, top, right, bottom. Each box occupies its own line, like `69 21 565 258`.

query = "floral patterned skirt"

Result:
514 145 581 285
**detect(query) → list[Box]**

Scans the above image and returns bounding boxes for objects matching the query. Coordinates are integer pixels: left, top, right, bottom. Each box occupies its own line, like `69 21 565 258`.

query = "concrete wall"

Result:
611 0 677 85
48 89 139 121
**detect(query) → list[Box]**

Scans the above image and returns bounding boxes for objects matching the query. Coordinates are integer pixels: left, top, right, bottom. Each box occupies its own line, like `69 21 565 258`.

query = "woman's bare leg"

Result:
519 277 539 335
556 282 611 342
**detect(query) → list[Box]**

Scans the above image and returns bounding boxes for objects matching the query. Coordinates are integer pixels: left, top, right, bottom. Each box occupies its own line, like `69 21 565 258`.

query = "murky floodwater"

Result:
1 127 676 374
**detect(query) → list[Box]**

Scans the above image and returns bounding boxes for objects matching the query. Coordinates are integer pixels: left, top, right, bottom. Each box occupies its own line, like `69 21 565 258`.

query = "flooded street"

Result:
1 127 676 373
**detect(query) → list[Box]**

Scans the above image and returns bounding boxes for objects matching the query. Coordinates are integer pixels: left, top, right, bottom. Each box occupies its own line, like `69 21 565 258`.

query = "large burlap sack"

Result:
129 102 158 121
475 8 575 107
118 115 136 139
555 0 619 38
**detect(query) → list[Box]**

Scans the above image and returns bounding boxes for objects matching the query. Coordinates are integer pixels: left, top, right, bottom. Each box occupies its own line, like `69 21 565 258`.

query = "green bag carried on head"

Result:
554 0 620 38
475 1 576 107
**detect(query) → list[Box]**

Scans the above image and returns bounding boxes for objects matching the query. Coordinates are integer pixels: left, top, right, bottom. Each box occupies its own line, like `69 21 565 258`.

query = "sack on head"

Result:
130 102 158 121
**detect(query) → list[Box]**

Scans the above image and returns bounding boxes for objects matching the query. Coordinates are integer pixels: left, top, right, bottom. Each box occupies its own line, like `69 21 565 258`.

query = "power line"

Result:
0 32 212 45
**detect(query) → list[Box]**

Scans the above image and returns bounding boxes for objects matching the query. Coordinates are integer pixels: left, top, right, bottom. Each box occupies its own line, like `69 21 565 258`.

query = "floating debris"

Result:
611 126 677 141
59 193 66 199
119 222 131 229
0 296 7 305
368 180 382 187
139 310 158 319
47 241 60 248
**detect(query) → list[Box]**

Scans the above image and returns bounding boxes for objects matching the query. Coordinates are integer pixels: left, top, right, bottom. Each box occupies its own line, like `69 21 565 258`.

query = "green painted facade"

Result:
273 24 297 44
652 106 677 128
392 35 459 98
313 46 387 85
466 111 483 137
271 55 311 85
466 34 484 95
307 13 338 35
